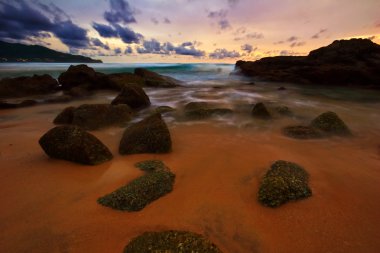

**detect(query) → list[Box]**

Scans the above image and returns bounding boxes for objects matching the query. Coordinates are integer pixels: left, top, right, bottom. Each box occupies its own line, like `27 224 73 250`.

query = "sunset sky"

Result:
0 0 379 63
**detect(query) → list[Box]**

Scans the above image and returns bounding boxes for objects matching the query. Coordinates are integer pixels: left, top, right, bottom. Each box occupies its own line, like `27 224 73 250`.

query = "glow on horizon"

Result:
1 0 379 63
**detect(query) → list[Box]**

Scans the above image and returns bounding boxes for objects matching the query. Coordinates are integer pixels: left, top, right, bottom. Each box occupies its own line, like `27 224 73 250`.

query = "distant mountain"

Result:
0 40 102 63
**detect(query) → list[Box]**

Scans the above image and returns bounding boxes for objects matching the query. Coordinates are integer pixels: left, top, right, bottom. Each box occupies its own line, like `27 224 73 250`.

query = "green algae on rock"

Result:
283 125 323 139
98 169 175 211
258 160 312 207
251 102 272 119
135 160 167 172
39 125 113 165
123 230 223 253
310 111 352 136
119 113 172 155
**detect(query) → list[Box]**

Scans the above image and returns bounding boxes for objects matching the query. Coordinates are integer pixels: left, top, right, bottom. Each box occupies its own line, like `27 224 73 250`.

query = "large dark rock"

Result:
111 85 151 110
53 104 132 130
107 73 145 89
123 231 222 253
134 68 181 88
258 160 312 207
98 169 175 211
236 39 380 87
310 111 352 136
119 114 171 155
58 64 117 91
39 126 113 165
0 74 58 98
251 102 272 119
183 102 233 120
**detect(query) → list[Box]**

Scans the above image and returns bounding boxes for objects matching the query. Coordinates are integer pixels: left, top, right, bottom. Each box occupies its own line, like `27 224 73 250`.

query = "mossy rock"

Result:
258 160 312 207
155 106 176 114
310 111 351 136
98 169 175 211
124 230 223 253
53 104 132 130
135 160 167 172
283 125 323 139
119 114 172 155
275 106 293 116
252 102 271 119
39 126 113 165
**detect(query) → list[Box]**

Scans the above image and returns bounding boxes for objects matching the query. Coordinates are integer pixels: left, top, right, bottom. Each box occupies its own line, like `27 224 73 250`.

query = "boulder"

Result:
274 106 293 116
123 231 222 253
183 102 233 120
251 102 271 119
310 111 352 136
283 125 322 139
0 74 58 98
53 104 132 130
258 160 312 207
98 169 175 211
119 114 171 155
39 125 113 165
135 160 168 172
111 85 151 110
134 68 181 88
107 73 145 89
235 39 380 87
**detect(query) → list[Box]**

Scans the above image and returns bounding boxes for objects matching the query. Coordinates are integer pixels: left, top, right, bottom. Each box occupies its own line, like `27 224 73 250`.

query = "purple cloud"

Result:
209 48 240 59
104 0 136 25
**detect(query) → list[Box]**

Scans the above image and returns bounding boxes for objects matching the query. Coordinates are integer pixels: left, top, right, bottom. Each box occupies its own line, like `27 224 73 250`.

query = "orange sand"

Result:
0 104 380 253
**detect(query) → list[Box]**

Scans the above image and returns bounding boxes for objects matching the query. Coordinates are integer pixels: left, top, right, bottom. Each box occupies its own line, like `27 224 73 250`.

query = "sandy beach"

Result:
1 93 379 252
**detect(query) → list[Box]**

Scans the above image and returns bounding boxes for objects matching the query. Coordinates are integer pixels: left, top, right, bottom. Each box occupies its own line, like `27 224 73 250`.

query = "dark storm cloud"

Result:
92 23 118 37
0 0 90 49
209 48 241 59
311 29 327 39
114 24 143 43
104 0 136 25
137 39 205 57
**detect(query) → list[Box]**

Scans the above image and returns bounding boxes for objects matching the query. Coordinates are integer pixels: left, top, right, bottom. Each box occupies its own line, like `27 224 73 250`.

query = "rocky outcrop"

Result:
53 104 132 130
251 102 271 119
119 114 171 155
123 231 222 253
0 74 58 98
98 169 175 211
111 85 151 110
107 73 145 89
258 160 312 207
236 39 380 87
134 68 182 88
39 125 113 165
310 111 352 136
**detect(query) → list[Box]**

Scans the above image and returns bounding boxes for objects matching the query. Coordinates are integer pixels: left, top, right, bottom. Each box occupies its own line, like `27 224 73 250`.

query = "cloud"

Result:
290 41 306 47
228 0 239 8
114 24 143 43
209 48 241 59
151 17 159 25
137 39 205 57
208 9 228 19
125 46 133 54
234 32 263 41
92 23 118 37
91 38 110 50
234 27 247 36
0 0 90 50
311 29 327 39
287 36 298 42
207 9 232 30
114 48 122 54
218 19 231 30
163 17 171 24
241 44 257 53
104 0 136 25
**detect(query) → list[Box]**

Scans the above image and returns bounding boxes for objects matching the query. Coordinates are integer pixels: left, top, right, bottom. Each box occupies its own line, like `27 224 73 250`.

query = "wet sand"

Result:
1 91 380 253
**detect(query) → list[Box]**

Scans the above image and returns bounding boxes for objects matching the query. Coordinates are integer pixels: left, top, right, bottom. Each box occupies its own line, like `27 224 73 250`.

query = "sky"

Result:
0 0 379 63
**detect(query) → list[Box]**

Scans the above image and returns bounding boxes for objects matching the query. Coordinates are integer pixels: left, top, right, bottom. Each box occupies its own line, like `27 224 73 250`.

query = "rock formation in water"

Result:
39 125 113 165
236 39 380 87
251 102 272 119
119 114 172 155
258 160 312 207
111 85 151 109
123 230 222 253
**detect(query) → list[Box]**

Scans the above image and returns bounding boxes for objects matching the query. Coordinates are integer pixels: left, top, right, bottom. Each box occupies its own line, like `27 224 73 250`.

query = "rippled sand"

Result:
0 84 380 253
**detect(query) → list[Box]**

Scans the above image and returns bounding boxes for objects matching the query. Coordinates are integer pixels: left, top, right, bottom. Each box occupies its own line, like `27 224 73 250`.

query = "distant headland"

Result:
0 40 102 63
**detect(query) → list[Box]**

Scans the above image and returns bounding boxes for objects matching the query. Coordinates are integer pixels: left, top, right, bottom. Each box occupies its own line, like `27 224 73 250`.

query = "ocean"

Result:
1 62 380 252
